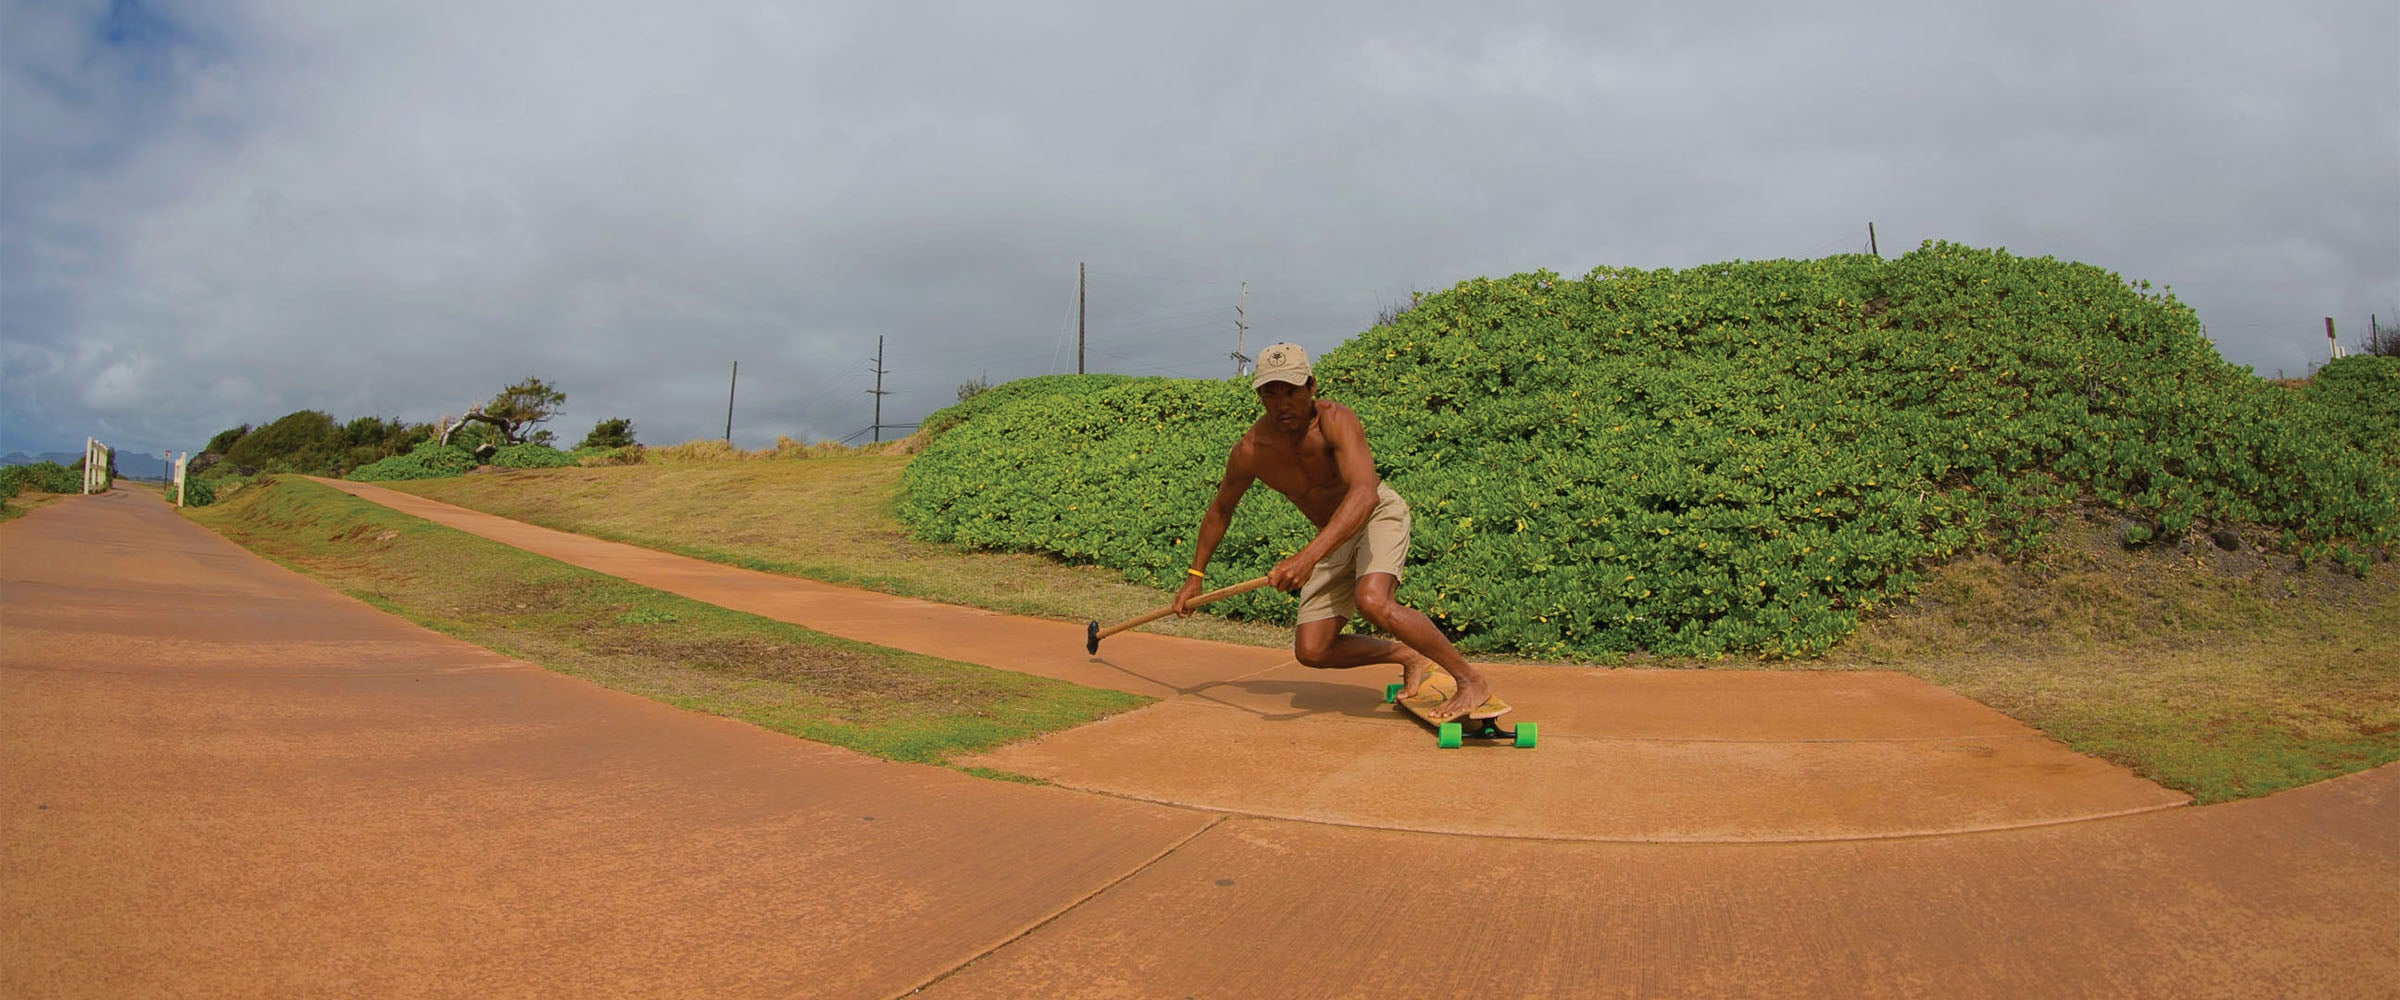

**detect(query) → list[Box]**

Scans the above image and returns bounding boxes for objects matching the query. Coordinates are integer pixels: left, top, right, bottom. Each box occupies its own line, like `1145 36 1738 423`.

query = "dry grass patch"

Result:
1822 514 2400 802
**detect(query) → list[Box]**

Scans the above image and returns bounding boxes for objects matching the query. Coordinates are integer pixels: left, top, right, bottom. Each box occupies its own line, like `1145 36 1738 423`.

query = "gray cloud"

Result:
4 0 2394 460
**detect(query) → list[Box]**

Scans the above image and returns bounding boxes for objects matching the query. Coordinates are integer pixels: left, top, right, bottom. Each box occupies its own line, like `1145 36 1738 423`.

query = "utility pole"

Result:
868 335 890 442
1230 281 1250 376
1076 262 1086 375
1868 222 1879 258
724 361 738 442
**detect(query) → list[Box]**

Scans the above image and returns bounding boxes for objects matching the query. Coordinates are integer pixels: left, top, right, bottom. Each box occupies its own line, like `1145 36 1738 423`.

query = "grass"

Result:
0 493 61 521
188 476 1149 766
385 458 2400 804
389 456 1294 648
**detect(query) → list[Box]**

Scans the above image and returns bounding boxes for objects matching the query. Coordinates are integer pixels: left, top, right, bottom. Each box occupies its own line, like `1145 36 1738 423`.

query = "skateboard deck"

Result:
1384 671 1536 749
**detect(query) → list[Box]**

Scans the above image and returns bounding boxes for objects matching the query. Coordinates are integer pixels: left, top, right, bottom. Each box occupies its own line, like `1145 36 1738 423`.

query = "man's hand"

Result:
1171 575 1206 616
1268 553 1313 593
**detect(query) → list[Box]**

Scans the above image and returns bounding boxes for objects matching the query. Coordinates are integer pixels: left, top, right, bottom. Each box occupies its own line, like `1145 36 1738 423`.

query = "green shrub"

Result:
0 462 81 499
491 443 577 468
2300 355 2400 467
226 410 345 474
169 476 218 507
579 417 638 450
914 374 1137 442
347 444 477 482
900 243 2397 660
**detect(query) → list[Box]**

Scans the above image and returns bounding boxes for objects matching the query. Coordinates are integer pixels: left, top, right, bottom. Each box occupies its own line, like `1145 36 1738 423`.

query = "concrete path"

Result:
317 478 2185 843
6 486 2395 998
3 491 1214 998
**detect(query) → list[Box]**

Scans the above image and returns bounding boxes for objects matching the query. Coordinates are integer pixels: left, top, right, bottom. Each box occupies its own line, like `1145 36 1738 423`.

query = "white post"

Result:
84 438 96 494
175 452 188 507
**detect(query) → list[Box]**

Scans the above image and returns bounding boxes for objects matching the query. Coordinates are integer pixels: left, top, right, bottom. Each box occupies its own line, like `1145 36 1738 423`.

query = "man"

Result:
1173 343 1499 722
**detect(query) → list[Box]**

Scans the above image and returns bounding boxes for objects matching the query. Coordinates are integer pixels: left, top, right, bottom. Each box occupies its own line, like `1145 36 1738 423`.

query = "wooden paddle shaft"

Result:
1095 575 1273 642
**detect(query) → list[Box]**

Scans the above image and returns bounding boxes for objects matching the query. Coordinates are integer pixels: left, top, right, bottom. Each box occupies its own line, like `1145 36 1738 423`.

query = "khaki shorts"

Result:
1295 483 1411 626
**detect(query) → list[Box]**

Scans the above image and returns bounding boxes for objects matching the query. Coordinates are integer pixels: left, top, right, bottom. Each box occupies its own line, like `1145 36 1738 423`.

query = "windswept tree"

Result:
458 377 566 446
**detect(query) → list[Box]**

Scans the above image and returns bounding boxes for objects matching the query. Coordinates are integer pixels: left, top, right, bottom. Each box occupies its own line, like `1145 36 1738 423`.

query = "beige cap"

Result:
1251 342 1312 389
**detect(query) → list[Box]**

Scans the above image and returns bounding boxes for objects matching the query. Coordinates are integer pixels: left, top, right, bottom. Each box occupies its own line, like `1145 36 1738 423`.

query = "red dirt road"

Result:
7 486 2397 997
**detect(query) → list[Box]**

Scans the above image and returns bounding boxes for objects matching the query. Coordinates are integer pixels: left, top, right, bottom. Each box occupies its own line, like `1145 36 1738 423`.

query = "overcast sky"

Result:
4 0 2395 460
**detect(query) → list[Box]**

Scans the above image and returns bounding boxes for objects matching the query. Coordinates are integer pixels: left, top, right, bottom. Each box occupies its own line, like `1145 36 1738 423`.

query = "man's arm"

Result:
1174 444 1256 613
1270 404 1382 590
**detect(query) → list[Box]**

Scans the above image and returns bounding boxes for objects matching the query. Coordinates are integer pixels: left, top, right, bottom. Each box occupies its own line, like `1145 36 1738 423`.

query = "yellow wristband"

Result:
1186 568 1205 578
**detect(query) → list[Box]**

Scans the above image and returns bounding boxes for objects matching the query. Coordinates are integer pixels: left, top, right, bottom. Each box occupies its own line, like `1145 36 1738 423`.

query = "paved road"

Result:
5 486 2394 998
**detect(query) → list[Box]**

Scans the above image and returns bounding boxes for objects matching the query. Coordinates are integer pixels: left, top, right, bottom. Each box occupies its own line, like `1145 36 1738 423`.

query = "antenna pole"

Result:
869 336 891 441
720 359 739 436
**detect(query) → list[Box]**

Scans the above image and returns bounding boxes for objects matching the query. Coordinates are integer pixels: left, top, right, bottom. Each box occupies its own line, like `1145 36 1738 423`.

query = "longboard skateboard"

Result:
1384 672 1536 749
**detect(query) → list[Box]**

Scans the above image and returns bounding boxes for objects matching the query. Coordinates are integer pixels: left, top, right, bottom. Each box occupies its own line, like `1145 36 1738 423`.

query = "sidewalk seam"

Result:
1006 783 2193 846
890 812 1231 998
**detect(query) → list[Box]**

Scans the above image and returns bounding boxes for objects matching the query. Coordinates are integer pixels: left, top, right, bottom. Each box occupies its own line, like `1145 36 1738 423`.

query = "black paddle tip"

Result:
1085 620 1100 655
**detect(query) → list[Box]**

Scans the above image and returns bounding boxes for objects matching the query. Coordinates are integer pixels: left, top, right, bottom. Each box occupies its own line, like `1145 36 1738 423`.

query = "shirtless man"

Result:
1172 343 1498 722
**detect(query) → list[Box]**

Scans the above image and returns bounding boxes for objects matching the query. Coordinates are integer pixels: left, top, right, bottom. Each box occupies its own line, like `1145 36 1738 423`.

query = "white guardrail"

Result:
82 438 112 495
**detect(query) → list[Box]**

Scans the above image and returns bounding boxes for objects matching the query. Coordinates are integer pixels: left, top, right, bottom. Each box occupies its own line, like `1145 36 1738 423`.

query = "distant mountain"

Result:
0 451 87 491
114 452 171 480
0 451 80 467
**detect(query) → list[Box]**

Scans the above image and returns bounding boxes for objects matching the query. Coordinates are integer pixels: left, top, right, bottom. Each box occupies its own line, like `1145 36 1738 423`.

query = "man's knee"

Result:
1354 578 1406 631
1293 626 1339 668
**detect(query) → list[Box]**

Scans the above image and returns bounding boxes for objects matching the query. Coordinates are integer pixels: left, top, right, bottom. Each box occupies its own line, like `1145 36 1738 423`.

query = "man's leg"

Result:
1291 616 1420 670
1353 572 1491 721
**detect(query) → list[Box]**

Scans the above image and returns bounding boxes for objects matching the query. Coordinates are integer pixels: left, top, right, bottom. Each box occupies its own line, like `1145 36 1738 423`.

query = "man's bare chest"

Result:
1250 436 1347 502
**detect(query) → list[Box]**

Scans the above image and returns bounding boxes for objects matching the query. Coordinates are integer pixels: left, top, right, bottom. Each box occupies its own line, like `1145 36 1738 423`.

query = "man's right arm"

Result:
1175 445 1254 614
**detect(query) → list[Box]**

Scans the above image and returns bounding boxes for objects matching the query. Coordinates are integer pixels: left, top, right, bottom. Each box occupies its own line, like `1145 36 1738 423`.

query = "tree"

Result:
203 424 251 456
226 410 344 474
956 374 991 403
459 376 566 445
579 417 638 449
340 416 427 472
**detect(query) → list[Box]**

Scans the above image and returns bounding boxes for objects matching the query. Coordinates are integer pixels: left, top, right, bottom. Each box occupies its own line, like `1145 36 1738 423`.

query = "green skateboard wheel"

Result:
1437 722 1463 749
1515 722 1538 749
1384 683 1402 704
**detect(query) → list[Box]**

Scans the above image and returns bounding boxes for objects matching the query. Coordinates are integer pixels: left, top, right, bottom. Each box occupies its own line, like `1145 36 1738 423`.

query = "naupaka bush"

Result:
899 243 2396 660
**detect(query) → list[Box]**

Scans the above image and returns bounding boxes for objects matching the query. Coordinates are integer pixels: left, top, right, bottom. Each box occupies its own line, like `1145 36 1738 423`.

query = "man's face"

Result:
1256 379 1315 432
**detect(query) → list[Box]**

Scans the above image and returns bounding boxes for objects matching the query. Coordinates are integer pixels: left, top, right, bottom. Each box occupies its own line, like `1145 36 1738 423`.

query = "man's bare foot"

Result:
1425 674 1493 723
1395 649 1445 700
